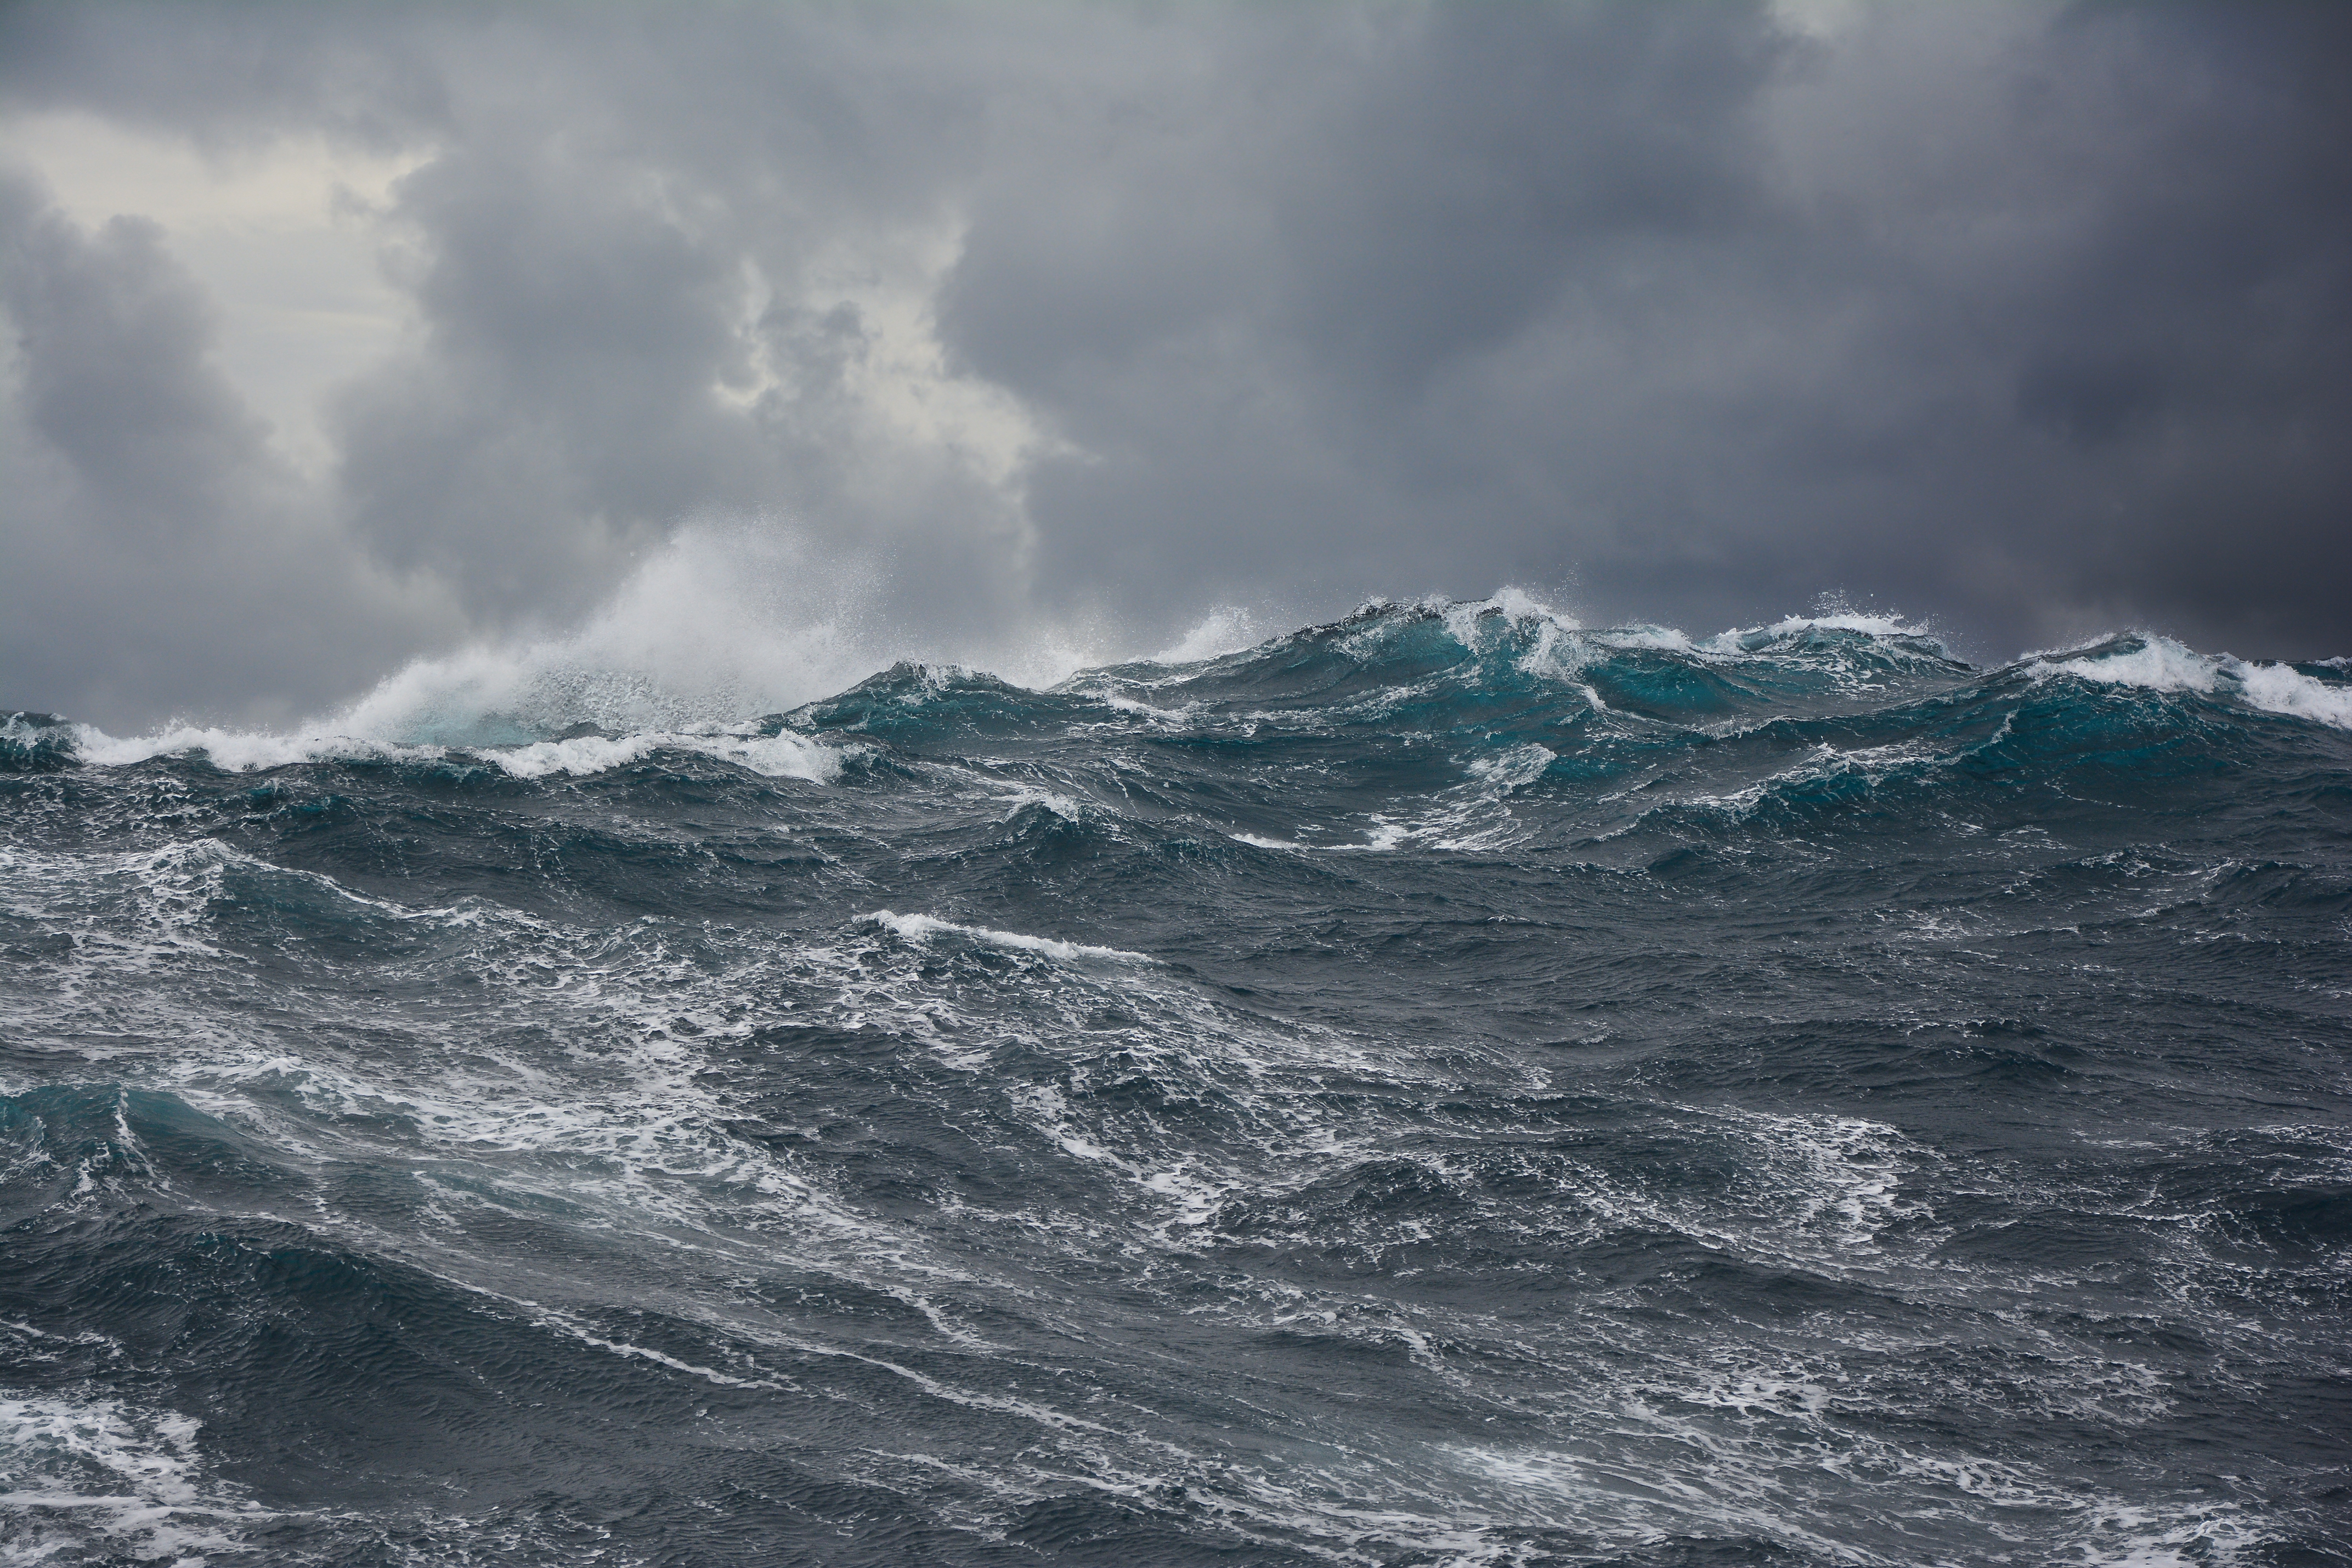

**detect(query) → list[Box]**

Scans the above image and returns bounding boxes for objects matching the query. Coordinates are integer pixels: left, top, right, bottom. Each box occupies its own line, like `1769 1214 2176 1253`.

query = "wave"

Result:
0 710 846 783
7 581 2348 1565
8 592 2347 784
2025 634 2352 731
861 910 1154 964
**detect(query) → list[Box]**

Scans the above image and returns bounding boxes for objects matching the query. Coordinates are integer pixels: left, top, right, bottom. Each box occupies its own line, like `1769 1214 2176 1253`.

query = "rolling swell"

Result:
3 598 2349 1565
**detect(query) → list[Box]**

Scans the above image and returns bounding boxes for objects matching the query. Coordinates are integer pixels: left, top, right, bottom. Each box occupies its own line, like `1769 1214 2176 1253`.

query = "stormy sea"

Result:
3 596 2348 1567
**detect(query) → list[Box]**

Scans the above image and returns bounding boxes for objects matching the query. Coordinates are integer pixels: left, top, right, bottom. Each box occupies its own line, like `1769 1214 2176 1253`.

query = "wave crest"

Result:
14 582 2350 783
2026 635 2352 731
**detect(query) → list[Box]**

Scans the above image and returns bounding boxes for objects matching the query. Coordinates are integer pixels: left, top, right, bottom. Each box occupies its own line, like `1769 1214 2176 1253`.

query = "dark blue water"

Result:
4 601 2350 1566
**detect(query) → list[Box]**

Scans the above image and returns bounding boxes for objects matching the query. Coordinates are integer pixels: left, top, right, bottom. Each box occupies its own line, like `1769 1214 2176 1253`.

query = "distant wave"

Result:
2024 634 2352 729
8 593 2347 784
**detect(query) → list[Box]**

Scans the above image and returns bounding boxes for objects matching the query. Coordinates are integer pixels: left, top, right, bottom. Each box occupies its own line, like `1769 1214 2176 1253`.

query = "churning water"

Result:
3 595 2348 1565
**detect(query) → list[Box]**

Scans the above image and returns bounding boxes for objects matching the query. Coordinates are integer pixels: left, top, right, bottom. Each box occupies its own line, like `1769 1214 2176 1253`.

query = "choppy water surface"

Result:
4 600 2349 1566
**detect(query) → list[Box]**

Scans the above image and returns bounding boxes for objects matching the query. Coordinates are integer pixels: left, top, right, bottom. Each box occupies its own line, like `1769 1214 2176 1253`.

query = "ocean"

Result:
3 597 2348 1566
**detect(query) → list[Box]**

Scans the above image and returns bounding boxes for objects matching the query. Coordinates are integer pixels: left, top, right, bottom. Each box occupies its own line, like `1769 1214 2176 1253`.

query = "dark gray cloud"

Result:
3 1 2347 728
946 2 2352 658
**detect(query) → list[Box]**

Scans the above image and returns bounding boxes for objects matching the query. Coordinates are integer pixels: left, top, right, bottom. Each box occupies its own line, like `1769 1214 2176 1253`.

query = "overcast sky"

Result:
3 1 2347 728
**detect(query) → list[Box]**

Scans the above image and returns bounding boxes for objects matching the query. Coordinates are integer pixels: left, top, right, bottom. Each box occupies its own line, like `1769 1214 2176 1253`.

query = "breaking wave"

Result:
12 587 2342 793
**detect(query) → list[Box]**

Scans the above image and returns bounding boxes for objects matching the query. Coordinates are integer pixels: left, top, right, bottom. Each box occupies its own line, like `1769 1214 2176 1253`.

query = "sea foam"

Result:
2027 635 2352 731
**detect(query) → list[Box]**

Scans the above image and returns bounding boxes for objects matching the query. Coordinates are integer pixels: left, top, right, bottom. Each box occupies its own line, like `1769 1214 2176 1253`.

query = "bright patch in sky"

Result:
0 111 425 473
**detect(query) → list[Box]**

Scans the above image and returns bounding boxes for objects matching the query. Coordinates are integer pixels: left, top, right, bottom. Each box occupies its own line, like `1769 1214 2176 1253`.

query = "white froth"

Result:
2032 636 2221 694
69 721 406 772
990 784 1087 823
488 729 841 782
1226 737 1556 854
2231 660 2352 728
1463 743 1556 793
50 719 845 782
1753 610 1926 639
2027 636 2352 731
862 910 1152 964
1592 623 1695 652
1692 610 1950 670
1 782 2319 1565
1513 615 1591 681
0 1391 264 1561
1484 585 1578 625
1437 586 1582 655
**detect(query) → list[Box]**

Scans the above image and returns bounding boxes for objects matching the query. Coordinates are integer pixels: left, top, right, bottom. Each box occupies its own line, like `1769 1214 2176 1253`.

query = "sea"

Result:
3 595 2348 1566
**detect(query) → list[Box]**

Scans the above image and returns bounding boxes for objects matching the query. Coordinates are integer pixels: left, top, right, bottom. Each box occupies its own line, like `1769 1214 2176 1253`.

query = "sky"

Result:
3 1 2348 730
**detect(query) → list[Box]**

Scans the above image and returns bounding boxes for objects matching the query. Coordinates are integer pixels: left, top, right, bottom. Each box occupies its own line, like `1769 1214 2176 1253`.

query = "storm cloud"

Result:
3 1 2347 728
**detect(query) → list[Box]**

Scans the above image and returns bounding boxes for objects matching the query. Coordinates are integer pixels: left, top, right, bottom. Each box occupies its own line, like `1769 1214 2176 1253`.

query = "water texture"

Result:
3 598 2349 1565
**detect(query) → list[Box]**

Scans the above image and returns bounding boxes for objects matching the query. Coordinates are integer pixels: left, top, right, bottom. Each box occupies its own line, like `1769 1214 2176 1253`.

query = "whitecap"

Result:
488 728 843 782
2027 636 2352 731
1591 623 1697 652
1699 609 1946 657
51 720 846 782
1148 605 1270 666
860 910 1152 964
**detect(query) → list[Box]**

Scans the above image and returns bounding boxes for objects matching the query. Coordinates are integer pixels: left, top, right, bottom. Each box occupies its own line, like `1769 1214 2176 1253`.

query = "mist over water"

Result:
3 569 2349 1565
34 528 1283 770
